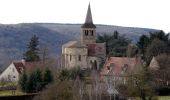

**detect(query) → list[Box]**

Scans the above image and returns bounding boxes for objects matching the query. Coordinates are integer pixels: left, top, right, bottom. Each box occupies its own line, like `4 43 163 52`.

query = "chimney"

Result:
21 59 26 66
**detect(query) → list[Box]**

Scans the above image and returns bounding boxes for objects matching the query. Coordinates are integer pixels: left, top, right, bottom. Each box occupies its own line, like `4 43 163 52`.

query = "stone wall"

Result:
63 47 88 69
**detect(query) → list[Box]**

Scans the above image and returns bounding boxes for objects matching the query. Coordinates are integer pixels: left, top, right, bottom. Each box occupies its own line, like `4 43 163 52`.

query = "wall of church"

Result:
87 57 100 70
63 47 88 69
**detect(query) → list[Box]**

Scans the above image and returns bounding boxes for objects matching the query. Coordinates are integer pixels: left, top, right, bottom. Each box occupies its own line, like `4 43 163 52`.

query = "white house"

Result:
0 61 25 82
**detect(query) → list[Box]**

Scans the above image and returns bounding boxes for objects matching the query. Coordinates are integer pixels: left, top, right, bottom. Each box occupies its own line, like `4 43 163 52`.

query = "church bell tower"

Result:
81 3 96 44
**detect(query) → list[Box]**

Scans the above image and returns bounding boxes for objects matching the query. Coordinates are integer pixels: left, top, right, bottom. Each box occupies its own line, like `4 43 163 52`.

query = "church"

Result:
62 4 106 69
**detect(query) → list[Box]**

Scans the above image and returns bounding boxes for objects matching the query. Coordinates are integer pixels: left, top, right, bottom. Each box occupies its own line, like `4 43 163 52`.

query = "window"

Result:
78 55 81 61
8 75 11 81
12 68 15 72
13 76 16 78
85 30 88 36
70 55 72 61
91 30 93 36
107 66 110 70
122 64 128 72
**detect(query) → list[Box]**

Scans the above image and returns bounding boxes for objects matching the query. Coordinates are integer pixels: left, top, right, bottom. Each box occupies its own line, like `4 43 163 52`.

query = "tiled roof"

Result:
63 41 86 48
101 57 140 76
24 62 45 72
86 43 106 56
13 62 25 74
13 61 44 74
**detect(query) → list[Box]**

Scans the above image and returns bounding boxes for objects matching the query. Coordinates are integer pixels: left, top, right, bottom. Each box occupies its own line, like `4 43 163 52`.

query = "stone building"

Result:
62 4 106 69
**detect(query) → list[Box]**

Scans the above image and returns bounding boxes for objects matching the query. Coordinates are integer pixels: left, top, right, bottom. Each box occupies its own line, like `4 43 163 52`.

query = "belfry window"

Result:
91 30 93 36
78 55 81 61
85 30 88 36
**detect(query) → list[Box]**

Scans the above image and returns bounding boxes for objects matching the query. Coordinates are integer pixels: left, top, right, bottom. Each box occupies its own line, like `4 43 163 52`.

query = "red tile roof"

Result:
13 61 44 74
86 43 106 56
101 57 141 76
13 62 25 74
24 62 44 71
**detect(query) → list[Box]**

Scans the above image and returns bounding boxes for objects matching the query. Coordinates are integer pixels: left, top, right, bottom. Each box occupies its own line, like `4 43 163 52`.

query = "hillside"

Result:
0 23 159 70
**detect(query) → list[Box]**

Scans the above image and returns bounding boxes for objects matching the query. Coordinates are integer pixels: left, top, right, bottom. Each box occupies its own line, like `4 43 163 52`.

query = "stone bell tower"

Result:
81 3 96 44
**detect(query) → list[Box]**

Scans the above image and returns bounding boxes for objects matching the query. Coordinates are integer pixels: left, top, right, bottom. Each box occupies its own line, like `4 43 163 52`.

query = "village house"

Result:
0 60 44 82
100 57 142 84
62 4 106 69
0 60 25 82
149 57 160 70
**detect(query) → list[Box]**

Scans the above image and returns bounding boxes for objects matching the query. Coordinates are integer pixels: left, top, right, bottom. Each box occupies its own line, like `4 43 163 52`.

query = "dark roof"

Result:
81 23 96 28
13 62 25 74
81 3 96 28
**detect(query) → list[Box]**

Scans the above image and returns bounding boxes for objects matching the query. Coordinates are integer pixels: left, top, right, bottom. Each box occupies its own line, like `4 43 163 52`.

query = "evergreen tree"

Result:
19 71 28 92
24 35 40 62
97 31 130 57
26 72 36 93
44 68 53 85
137 31 170 63
59 69 70 81
137 35 150 55
34 69 43 91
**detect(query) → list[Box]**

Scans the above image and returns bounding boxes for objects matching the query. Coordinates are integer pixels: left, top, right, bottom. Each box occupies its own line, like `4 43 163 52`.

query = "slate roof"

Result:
81 3 96 28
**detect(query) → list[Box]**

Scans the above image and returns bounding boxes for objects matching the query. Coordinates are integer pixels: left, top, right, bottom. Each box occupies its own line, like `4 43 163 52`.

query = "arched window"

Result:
85 30 88 36
78 55 81 61
94 60 97 70
91 30 93 36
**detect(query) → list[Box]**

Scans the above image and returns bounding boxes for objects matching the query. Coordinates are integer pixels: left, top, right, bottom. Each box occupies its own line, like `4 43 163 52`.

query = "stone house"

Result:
62 4 106 69
100 57 142 84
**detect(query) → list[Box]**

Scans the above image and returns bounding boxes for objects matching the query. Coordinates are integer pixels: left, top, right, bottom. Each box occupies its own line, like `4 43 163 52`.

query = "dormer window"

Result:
122 64 128 72
107 66 110 70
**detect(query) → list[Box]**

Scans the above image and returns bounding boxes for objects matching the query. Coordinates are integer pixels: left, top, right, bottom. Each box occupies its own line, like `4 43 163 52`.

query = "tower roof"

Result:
81 3 96 28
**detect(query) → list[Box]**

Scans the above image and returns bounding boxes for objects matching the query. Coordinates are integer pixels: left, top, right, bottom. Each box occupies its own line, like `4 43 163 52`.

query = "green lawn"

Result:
158 96 170 100
0 90 26 96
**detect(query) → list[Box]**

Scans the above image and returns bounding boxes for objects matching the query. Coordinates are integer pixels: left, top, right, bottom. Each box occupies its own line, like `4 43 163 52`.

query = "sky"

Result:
0 0 169 32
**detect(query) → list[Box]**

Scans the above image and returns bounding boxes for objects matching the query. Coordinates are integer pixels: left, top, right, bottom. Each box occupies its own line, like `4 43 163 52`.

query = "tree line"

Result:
19 68 53 93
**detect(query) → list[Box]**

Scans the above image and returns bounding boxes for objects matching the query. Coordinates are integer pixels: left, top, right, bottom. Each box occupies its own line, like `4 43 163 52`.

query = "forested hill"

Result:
0 23 159 70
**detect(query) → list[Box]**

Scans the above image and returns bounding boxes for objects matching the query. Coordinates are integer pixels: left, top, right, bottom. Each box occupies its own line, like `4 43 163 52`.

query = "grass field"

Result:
158 96 170 100
0 90 25 96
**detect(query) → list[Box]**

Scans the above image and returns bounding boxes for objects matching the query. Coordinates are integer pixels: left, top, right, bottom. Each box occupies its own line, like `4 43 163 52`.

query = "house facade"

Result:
0 60 45 82
62 4 106 69
101 57 142 84
0 61 25 82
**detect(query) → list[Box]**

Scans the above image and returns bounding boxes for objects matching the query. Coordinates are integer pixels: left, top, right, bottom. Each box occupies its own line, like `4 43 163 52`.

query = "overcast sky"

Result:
0 0 169 32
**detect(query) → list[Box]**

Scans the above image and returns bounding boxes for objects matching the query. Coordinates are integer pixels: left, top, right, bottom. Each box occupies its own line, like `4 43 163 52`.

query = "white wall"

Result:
0 63 20 82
